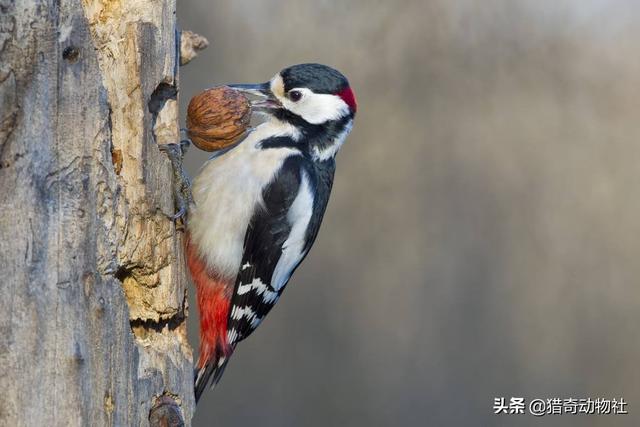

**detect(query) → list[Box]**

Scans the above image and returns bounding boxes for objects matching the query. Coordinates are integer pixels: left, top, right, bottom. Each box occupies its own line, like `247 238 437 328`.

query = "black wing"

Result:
227 155 335 346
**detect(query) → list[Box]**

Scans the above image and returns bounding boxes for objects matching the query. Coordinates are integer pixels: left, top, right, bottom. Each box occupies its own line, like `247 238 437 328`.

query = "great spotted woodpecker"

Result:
185 63 357 402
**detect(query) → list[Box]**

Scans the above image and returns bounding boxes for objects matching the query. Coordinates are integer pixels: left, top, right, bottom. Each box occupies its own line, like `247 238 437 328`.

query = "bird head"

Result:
230 63 357 126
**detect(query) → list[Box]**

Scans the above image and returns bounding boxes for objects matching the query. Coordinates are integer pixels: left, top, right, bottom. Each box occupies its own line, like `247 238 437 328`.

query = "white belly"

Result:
188 120 299 280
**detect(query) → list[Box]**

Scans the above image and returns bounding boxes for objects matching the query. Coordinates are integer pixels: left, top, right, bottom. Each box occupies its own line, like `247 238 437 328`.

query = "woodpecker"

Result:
185 63 357 402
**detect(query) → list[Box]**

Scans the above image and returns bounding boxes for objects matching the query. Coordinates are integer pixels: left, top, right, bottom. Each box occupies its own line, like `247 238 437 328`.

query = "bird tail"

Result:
194 354 231 403
186 232 235 403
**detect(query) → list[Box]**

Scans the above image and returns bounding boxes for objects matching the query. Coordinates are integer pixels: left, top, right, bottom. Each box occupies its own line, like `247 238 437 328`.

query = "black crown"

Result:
280 63 350 95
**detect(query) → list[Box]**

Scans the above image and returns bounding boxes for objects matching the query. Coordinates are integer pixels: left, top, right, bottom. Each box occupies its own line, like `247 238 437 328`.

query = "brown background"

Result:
179 1 640 426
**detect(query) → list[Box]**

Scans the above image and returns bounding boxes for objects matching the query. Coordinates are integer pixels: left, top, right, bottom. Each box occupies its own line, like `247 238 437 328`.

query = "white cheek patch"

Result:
294 92 350 124
272 79 351 125
285 90 350 124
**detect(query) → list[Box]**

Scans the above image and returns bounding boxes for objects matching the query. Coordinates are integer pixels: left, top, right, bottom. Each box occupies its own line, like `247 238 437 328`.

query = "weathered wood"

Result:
0 0 195 425
180 31 209 66
149 396 186 427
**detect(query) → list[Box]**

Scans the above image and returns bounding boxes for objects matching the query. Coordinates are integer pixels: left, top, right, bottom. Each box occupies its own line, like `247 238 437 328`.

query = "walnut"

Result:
186 86 251 151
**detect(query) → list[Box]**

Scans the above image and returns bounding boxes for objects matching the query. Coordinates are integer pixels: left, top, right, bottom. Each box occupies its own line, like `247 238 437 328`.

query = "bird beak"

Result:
228 82 282 113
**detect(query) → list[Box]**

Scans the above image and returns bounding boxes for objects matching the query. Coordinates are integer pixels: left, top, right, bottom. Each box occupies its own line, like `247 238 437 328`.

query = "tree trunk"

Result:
0 1 195 425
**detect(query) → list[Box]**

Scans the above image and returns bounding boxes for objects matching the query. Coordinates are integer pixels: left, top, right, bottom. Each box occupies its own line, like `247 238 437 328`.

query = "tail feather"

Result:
194 356 231 403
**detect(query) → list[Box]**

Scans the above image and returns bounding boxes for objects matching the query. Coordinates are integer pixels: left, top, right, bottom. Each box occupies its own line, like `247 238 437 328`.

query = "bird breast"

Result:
188 120 300 280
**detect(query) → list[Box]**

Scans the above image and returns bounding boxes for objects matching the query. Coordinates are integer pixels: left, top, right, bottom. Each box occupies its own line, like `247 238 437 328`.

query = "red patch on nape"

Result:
185 233 233 369
337 86 357 113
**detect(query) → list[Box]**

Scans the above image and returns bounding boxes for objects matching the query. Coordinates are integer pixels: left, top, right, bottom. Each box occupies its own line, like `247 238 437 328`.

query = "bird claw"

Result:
169 206 188 222
178 136 191 155
161 140 194 222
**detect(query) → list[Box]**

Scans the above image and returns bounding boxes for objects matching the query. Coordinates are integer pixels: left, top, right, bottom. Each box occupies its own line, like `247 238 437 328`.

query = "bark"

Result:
0 0 195 425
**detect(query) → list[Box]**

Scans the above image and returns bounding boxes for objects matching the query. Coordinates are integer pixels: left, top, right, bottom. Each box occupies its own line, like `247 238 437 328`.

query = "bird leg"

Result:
160 138 193 222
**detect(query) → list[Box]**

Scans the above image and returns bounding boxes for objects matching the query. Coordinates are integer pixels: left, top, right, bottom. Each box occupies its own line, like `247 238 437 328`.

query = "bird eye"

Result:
288 90 303 102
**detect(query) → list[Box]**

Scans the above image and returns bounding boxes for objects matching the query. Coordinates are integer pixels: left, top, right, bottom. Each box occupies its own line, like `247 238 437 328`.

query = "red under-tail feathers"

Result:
185 233 234 402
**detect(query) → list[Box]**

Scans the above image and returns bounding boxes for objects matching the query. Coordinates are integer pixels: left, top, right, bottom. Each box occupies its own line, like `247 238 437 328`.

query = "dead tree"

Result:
0 1 206 425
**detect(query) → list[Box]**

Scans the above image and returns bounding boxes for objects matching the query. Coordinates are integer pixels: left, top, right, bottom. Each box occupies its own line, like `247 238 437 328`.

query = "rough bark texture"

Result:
0 0 195 425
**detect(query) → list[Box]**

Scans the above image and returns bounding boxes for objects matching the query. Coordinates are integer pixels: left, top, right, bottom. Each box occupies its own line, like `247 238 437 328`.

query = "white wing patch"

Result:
230 305 256 321
230 306 263 329
271 170 315 291
236 277 279 304
227 329 238 344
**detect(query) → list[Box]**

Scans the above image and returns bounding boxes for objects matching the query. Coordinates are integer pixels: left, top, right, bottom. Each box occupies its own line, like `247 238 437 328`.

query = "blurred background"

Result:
179 1 640 426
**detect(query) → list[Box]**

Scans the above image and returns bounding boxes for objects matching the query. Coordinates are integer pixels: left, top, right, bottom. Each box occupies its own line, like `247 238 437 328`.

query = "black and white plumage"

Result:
187 64 357 401
228 149 336 345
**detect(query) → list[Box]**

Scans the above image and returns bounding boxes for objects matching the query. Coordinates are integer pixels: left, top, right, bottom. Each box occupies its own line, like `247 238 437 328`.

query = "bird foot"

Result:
160 140 194 222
